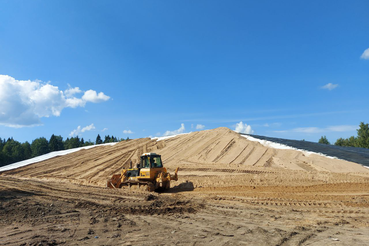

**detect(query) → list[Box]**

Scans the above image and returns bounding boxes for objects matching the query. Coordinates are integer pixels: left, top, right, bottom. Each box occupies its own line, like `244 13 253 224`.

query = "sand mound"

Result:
1 127 368 186
157 128 368 173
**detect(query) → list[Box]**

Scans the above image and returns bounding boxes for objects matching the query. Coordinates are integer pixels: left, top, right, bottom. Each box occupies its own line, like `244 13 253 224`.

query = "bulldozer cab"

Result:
141 154 163 168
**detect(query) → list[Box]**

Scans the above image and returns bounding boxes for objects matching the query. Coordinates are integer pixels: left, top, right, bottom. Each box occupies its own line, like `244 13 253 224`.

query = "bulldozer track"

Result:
0 176 145 203
208 197 367 215
180 167 274 174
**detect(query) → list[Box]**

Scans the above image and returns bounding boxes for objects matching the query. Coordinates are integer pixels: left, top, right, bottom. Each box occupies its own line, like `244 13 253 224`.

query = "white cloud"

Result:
123 130 134 134
274 125 357 134
234 121 254 134
163 123 185 136
82 90 110 103
69 123 96 137
82 124 95 132
360 48 369 60
102 128 108 132
326 125 357 132
262 122 282 128
196 124 205 130
0 75 110 127
292 127 322 133
321 83 338 91
64 86 82 97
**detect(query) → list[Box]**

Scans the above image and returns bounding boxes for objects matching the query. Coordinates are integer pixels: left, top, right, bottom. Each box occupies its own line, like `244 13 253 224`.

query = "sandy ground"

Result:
1 128 369 245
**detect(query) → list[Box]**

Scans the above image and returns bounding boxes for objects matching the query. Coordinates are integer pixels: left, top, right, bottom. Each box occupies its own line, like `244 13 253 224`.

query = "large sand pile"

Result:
2 128 369 245
1 127 368 186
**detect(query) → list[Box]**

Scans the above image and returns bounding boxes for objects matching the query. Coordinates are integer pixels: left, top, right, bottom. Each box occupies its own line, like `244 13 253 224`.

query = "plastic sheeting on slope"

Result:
0 143 118 172
241 135 336 159
240 133 369 167
151 132 190 141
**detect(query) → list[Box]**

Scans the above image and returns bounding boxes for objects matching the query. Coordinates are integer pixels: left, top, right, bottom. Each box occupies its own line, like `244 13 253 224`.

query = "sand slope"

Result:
1 127 368 187
2 128 369 245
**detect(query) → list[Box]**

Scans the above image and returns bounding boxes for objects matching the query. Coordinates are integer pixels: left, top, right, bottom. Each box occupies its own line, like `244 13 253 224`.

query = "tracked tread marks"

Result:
180 167 274 174
213 138 236 163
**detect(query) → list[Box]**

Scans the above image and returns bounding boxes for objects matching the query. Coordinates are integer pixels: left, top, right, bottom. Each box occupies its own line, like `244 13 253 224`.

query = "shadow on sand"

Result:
162 181 195 194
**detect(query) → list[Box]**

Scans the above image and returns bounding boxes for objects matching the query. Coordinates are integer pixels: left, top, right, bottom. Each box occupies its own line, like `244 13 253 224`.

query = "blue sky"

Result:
0 0 368 144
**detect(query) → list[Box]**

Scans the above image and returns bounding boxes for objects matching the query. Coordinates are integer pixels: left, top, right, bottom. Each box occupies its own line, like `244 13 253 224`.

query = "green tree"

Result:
0 152 4 166
347 136 358 147
2 139 24 164
0 138 4 152
49 135 64 151
333 122 369 148
31 137 50 157
335 138 346 146
83 140 94 146
356 122 369 148
67 136 81 149
96 134 102 145
318 136 330 145
64 138 70 149
22 141 32 160
104 135 110 143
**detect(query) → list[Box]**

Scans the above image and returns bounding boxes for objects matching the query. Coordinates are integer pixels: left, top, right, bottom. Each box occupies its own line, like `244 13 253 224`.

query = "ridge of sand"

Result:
1 127 368 187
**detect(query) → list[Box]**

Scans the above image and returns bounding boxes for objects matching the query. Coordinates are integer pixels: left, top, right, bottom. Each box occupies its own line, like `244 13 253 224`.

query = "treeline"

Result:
0 134 129 167
318 122 369 148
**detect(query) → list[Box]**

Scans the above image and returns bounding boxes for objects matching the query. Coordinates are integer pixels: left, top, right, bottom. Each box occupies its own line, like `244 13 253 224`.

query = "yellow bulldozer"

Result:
107 153 179 192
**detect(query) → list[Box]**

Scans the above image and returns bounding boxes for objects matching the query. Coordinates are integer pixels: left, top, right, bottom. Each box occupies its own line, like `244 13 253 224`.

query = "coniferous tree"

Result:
49 134 58 151
348 136 358 147
335 138 345 146
49 134 64 151
96 134 102 145
31 137 50 157
83 140 94 146
56 135 64 150
104 135 110 143
318 136 330 145
68 136 80 149
357 122 369 148
333 122 369 148
0 152 4 166
22 141 32 160
0 138 4 152
12 142 25 162
64 138 70 149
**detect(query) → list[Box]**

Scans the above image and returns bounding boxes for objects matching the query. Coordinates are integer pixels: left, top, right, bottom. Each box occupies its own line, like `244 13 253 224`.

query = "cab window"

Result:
142 158 150 168
151 156 163 168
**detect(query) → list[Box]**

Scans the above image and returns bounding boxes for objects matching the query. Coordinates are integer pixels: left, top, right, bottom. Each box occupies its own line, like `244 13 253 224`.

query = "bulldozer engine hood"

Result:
126 169 139 178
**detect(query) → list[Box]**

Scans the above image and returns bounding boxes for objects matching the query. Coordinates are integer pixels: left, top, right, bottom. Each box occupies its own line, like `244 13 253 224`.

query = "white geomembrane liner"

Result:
1 134 190 172
0 142 118 172
152 132 190 141
241 134 337 159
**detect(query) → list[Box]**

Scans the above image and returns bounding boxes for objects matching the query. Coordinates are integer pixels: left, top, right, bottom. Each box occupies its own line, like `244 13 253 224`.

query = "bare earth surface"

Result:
1 128 369 245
